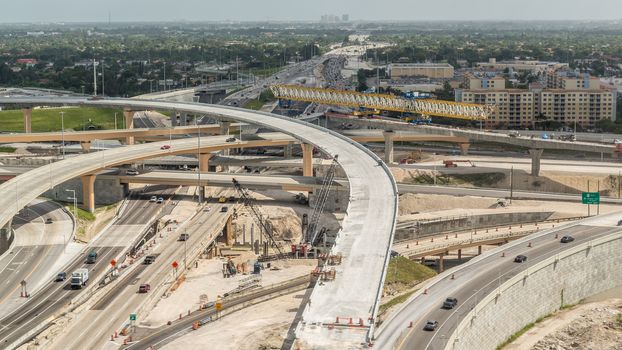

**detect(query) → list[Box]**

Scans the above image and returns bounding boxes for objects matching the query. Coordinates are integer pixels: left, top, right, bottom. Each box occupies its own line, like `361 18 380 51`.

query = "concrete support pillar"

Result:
199 153 213 172
284 143 293 159
458 249 462 261
219 121 231 135
459 143 470 156
123 109 135 145
80 141 92 153
171 112 178 127
438 254 444 273
383 130 395 164
477 245 482 256
529 149 543 177
21 108 32 133
225 215 234 246
180 112 187 126
301 143 314 177
80 174 96 213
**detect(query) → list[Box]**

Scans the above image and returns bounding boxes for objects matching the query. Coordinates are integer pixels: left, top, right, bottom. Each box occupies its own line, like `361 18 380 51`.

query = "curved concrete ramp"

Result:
0 97 398 347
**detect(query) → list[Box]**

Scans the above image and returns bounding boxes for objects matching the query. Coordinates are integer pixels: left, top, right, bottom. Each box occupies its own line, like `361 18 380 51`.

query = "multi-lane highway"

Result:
0 187 175 349
46 196 233 350
0 199 73 316
0 97 398 347
375 214 622 349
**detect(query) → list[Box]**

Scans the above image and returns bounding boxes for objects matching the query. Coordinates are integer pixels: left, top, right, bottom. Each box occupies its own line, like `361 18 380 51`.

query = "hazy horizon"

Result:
0 0 621 23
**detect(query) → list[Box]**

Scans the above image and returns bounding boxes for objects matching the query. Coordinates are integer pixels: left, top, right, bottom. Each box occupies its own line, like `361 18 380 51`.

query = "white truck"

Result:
70 268 89 289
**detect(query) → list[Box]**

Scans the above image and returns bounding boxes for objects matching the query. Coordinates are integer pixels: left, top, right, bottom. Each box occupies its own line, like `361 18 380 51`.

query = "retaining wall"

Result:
446 233 622 350
395 211 554 241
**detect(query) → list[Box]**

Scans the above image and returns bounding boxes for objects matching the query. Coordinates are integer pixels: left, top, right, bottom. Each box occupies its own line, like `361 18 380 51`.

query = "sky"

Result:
0 0 621 23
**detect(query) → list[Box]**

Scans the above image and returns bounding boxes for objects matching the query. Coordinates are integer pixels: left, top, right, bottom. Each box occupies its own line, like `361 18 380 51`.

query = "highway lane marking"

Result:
0 246 116 342
420 226 617 350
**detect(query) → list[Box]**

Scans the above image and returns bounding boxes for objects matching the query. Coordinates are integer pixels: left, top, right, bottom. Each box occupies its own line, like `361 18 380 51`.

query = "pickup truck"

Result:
71 268 89 289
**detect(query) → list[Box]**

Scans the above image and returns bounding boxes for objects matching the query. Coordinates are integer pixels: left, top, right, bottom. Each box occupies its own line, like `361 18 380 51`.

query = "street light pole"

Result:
60 112 65 159
184 229 188 270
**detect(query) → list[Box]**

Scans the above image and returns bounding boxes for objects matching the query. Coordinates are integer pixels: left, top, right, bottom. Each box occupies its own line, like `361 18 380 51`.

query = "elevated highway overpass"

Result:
0 96 398 348
327 113 616 175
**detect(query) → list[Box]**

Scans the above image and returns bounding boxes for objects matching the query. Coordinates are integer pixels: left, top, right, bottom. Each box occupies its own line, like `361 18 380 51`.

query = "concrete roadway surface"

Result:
0 187 174 349
374 213 622 350
47 198 234 350
0 199 73 317
396 183 622 204
124 277 311 350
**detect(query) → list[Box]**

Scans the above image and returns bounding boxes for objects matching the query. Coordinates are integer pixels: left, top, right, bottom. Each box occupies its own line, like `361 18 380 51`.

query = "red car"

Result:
138 283 151 293
160 145 171 150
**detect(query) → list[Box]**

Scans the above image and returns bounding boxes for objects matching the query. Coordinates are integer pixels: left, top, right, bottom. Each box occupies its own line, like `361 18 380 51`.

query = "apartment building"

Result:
456 72 616 128
463 72 506 90
388 63 454 79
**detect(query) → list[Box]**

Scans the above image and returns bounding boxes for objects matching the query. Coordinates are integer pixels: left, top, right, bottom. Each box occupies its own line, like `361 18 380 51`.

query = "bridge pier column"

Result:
80 174 96 213
438 253 444 273
21 108 32 133
219 122 231 171
301 143 314 177
225 215 234 246
459 143 470 156
284 143 293 159
477 245 482 255
180 112 188 126
529 149 543 177
458 249 462 261
383 130 395 164
123 109 135 145
170 112 178 127
199 153 213 172
80 141 92 153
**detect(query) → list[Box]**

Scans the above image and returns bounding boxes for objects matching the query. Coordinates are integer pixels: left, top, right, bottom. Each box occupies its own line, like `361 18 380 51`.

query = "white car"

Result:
126 169 139 175
150 196 157 202
157 197 164 204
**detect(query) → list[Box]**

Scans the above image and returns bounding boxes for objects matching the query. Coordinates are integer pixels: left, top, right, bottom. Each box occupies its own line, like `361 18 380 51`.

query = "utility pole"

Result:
163 61 166 91
587 180 590 216
93 59 97 96
509 166 514 204
101 60 105 96
60 112 65 159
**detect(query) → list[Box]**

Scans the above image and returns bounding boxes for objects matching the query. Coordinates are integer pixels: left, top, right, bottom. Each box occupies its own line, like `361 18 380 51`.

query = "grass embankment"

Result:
243 89 275 110
379 256 437 314
65 205 96 239
496 314 552 349
409 172 506 187
0 146 16 153
0 107 125 132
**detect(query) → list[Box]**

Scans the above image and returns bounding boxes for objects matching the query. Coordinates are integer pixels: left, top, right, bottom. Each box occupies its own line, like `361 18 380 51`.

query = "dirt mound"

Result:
398 193 498 215
531 303 622 350
268 213 302 241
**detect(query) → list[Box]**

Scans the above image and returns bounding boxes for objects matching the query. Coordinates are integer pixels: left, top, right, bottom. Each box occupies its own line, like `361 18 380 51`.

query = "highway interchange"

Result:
0 54 620 349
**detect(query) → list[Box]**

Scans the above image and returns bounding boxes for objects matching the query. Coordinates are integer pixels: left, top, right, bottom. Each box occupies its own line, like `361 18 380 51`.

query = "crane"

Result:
232 178 286 259
305 156 339 246
270 85 495 121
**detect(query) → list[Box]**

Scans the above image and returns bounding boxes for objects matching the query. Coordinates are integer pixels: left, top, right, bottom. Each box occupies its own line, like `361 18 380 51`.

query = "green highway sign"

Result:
582 192 600 205
130 313 137 321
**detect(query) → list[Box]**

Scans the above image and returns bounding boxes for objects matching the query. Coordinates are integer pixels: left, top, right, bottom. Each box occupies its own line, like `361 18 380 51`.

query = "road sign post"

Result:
582 191 600 216
172 261 179 279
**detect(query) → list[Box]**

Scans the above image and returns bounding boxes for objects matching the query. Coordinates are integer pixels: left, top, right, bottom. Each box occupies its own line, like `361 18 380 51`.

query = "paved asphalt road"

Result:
0 200 72 316
375 216 622 349
48 194 235 350
0 187 173 349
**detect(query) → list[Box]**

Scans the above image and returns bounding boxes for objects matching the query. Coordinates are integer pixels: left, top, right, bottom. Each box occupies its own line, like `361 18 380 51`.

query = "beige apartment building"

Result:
388 63 454 79
457 89 535 127
463 73 506 90
456 73 616 128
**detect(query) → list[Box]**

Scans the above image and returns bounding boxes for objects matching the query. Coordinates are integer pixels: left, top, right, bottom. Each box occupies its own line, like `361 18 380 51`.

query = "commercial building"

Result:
476 58 568 73
388 63 454 79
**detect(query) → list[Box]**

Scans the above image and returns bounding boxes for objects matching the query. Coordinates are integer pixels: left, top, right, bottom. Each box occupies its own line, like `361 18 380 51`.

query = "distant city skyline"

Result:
0 0 621 23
